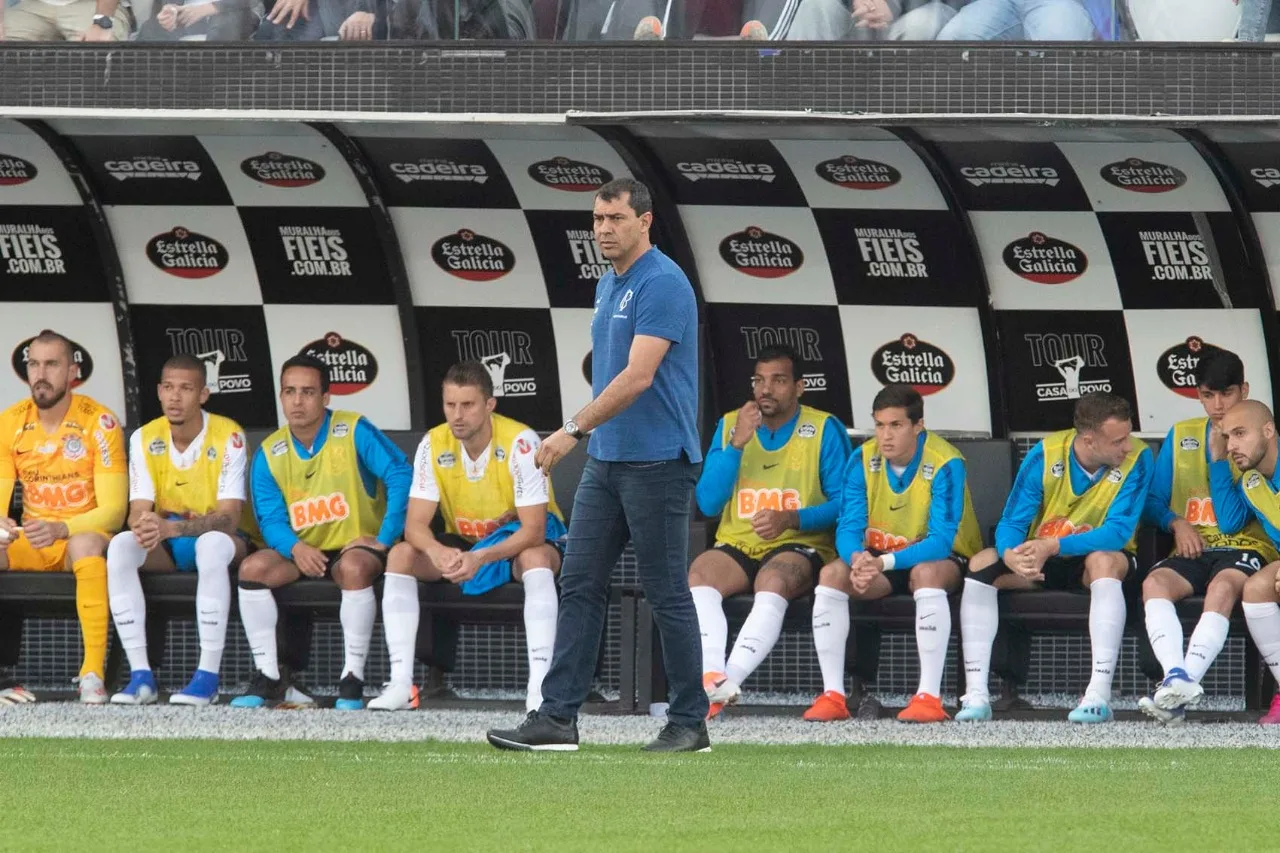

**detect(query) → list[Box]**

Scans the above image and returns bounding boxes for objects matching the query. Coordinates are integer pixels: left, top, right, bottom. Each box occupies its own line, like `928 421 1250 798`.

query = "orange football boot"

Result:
803 690 851 722
896 693 950 723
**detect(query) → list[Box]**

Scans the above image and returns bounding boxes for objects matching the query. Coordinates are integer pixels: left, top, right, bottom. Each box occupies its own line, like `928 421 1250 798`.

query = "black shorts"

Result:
1152 549 1268 592
713 542 825 584
970 552 1138 589
866 548 969 596
321 544 389 573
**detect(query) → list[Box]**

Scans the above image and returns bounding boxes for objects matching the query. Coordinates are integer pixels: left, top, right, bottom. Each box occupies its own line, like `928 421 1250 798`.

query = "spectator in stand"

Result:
253 0 387 40
0 0 130 40
390 0 533 39
936 0 1098 39
137 0 259 39
783 0 966 41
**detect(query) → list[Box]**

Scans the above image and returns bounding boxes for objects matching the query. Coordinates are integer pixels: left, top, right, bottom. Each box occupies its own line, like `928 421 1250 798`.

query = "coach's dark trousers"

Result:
540 454 709 727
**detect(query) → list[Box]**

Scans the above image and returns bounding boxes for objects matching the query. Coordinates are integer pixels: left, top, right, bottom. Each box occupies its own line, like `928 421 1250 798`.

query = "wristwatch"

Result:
564 419 582 440
92 13 113 27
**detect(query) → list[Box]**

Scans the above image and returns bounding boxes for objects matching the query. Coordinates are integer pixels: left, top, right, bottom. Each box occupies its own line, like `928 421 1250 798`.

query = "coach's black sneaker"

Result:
641 721 711 753
334 673 365 711
487 711 580 752
229 670 287 708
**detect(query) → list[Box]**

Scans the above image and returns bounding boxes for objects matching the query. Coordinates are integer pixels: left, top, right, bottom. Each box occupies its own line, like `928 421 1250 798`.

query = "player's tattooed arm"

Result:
169 511 235 537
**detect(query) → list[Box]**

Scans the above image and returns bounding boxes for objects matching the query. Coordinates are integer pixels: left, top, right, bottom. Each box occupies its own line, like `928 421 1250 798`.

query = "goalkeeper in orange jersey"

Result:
0 330 126 704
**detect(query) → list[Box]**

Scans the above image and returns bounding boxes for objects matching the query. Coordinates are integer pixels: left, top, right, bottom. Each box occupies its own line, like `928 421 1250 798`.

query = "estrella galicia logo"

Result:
1003 232 1087 284
146 227 228 279
1157 335 1220 399
0 155 37 187
718 226 803 278
299 332 378 395
12 335 92 388
815 155 900 190
240 152 326 188
870 334 954 396
527 157 612 192
431 229 514 281
1101 159 1187 193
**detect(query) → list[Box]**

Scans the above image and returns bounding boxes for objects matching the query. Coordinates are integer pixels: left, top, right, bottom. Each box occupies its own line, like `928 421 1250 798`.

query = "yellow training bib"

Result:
428 412 563 544
1168 417 1278 562
714 404 836 562
262 411 383 550
861 431 983 559
1030 429 1148 554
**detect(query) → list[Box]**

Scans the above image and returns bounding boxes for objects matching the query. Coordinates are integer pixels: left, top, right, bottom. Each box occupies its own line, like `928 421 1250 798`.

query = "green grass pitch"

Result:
2 738 1271 851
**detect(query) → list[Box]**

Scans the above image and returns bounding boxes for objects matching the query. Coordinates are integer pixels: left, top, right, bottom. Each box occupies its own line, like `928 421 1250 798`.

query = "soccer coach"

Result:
487 177 710 753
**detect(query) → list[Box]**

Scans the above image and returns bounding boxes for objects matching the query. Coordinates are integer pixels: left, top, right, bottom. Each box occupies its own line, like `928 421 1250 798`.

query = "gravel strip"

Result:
1 704 1278 749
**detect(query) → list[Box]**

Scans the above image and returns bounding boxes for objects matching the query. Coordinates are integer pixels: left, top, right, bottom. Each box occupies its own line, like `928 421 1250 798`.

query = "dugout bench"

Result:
630 437 1279 716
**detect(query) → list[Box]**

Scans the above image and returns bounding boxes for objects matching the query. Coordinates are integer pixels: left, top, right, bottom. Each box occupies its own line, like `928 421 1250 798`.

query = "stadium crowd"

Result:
5 320 1280 727
0 0 1270 43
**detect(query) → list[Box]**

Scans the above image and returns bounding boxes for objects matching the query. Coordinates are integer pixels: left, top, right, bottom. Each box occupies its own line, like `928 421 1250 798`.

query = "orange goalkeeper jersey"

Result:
0 393 127 537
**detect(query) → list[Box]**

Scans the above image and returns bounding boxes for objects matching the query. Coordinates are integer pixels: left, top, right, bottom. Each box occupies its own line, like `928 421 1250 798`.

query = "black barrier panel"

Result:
1100 211 1262 309
932 141 1091 212
525 209 605 309
814 209 983 307
705 303 852 427
131 304 277 428
643 138 807 208
69 135 232 206
1215 142 1280 214
417 306 564 432
238 207 393 305
996 310 1140 433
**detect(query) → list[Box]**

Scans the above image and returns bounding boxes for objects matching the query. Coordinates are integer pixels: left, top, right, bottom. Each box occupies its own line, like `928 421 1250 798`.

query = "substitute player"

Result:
1214 399 1280 724
689 343 848 719
1137 349 1276 724
369 361 565 712
106 355 252 706
957 392 1152 724
231 354 411 710
0 330 126 704
805 384 982 724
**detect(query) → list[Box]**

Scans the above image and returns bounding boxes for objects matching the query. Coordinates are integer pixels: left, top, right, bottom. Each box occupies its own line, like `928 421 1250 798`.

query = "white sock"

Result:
521 568 558 712
1244 602 1280 683
1144 598 1185 676
914 587 950 698
1184 611 1229 683
193 531 234 675
1085 577 1125 703
238 586 280 680
725 591 788 686
812 585 850 695
340 587 376 681
691 585 727 674
106 532 150 673
382 573 419 687
960 578 998 702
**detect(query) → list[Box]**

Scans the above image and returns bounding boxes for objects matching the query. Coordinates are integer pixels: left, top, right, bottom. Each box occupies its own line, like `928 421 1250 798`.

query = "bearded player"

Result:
1136 349 1276 725
957 392 1152 724
106 354 252 706
689 344 849 718
231 354 411 710
370 361 565 712
0 330 126 704
1212 400 1280 724
806 384 983 724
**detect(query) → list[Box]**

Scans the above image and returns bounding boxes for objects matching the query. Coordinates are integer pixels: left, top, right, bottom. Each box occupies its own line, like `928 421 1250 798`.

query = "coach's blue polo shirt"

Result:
588 246 701 463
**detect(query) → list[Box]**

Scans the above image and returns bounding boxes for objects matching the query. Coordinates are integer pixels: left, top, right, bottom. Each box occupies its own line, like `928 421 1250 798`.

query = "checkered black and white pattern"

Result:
924 127 1275 438
634 127 994 436
0 119 127 423
50 119 409 432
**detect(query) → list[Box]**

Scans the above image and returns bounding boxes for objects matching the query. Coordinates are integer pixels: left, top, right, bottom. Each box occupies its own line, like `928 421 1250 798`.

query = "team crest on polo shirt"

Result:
1051 461 1065 478
921 463 935 481
1180 437 1200 451
1107 468 1124 484
61 435 85 461
1246 472 1263 490
797 422 817 439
